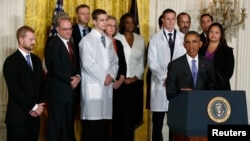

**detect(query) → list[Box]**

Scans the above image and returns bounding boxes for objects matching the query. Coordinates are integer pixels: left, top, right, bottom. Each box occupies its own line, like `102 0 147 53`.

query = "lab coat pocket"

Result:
87 84 102 99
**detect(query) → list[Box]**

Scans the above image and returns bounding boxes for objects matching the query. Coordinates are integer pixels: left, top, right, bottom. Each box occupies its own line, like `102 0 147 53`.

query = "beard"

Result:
182 27 189 34
23 44 34 52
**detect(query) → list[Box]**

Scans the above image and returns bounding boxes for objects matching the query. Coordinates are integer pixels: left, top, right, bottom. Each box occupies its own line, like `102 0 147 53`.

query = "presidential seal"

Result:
207 96 231 123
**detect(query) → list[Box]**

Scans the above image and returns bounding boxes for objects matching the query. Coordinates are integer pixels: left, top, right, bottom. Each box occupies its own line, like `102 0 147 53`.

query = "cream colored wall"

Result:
0 0 249 141
0 0 25 140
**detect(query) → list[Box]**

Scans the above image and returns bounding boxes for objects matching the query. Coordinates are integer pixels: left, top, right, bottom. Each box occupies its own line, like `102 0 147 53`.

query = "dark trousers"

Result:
7 117 40 141
81 120 109 141
152 112 172 141
112 81 143 141
47 102 75 141
112 112 134 141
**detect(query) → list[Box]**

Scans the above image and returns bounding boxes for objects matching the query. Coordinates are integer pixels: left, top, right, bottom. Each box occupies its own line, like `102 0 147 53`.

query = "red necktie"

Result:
67 41 74 63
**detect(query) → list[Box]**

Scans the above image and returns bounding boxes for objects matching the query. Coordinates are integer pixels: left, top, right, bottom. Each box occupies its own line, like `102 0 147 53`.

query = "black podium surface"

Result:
167 90 248 136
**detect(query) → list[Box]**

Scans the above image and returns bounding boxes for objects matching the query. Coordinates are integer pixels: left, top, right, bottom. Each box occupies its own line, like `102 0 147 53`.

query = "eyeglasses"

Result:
107 24 117 28
61 28 73 31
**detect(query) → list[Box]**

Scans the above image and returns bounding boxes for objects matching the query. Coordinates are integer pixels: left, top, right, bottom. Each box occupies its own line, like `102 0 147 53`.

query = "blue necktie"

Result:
101 35 106 48
192 60 197 86
26 54 33 71
82 29 86 37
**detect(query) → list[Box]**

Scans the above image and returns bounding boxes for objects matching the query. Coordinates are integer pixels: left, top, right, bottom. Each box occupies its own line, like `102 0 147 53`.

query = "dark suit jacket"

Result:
112 39 127 128
3 50 45 125
72 24 91 58
114 39 127 80
166 54 215 100
199 45 234 90
45 35 80 103
200 32 206 45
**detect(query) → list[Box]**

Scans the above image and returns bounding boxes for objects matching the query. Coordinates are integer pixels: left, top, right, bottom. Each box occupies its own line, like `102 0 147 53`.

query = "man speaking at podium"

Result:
166 31 215 100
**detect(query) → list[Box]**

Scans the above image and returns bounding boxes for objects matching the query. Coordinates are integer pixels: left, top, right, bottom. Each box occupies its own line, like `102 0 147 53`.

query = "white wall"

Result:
0 0 25 140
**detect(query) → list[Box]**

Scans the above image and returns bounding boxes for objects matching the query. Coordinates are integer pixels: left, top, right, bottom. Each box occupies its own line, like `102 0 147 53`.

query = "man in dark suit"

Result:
199 13 213 46
71 4 91 117
45 12 81 141
3 25 45 141
166 31 215 100
72 4 91 56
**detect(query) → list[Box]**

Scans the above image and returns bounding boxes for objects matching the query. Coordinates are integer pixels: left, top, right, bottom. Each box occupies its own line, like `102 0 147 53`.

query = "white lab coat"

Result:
79 29 118 120
147 28 186 111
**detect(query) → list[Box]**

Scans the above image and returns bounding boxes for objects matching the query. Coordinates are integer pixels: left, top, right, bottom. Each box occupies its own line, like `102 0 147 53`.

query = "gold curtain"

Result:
25 0 149 58
25 0 149 141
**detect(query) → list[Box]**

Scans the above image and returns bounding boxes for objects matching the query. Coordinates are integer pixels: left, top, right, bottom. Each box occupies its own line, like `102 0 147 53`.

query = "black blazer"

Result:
199 45 234 90
45 35 80 103
72 24 91 57
114 39 127 80
3 50 45 125
166 54 215 100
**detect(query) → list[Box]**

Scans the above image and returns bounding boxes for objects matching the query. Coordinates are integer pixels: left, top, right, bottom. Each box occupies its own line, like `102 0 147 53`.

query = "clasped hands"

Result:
29 103 45 117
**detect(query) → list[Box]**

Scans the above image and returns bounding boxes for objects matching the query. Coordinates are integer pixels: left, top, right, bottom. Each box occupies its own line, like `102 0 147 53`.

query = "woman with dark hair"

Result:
114 13 145 141
199 22 234 90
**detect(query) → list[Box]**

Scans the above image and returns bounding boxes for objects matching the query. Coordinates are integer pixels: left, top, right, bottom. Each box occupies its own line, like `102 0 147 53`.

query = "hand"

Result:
70 75 81 89
124 76 137 85
35 103 45 116
181 88 193 91
104 74 114 86
113 75 125 89
29 111 39 117
29 103 45 117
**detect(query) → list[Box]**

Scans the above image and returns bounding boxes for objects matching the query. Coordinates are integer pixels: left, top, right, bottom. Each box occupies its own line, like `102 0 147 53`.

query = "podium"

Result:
167 90 248 141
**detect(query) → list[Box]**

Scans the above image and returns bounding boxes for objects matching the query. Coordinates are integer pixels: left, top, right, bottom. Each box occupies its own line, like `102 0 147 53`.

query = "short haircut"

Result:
16 25 35 44
75 4 89 13
161 8 176 18
200 13 213 23
184 31 201 41
118 13 135 34
177 12 191 24
92 9 107 21
53 12 71 27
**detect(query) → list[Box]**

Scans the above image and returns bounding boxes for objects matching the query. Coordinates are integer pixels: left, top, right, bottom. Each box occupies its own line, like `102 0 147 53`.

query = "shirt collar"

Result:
78 24 89 32
186 54 198 62
163 28 174 35
57 34 69 44
18 48 30 58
